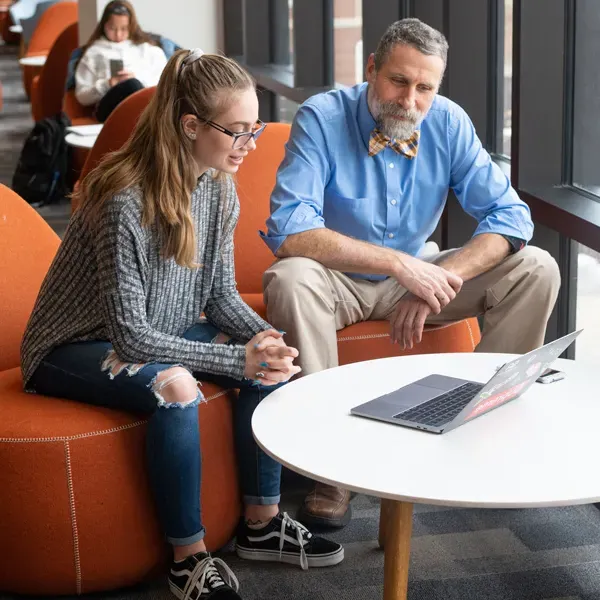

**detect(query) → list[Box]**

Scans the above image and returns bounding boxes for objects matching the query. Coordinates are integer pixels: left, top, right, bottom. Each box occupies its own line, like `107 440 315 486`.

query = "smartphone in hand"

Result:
110 58 124 78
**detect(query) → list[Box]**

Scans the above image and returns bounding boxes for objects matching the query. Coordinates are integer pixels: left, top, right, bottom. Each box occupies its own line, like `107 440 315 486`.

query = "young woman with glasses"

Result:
21 49 344 599
74 0 168 122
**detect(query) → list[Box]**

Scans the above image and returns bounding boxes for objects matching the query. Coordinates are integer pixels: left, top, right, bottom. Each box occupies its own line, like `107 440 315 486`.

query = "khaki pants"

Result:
263 246 561 376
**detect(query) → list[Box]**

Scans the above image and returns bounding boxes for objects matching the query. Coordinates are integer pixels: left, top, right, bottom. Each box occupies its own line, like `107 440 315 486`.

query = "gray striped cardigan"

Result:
21 173 271 386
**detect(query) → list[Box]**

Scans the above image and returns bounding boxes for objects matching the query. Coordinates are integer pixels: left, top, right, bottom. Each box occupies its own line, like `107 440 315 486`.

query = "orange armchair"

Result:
63 88 96 124
80 86 155 179
30 21 77 122
0 184 241 595
70 86 156 212
63 86 97 176
20 1 77 98
0 188 60 371
234 123 481 364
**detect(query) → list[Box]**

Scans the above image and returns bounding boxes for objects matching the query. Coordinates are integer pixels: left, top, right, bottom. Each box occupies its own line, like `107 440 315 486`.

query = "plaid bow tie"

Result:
368 128 420 159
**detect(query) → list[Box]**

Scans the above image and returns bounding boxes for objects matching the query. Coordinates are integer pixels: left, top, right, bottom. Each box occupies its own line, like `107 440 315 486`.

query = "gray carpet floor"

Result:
3 40 600 600
6 491 600 600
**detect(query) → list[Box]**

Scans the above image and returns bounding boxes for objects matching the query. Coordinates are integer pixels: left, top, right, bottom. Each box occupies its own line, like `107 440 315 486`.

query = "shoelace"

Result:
181 555 239 600
279 512 312 571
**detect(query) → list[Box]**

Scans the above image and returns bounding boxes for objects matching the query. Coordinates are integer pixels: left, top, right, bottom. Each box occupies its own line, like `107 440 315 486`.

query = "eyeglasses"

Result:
202 119 267 149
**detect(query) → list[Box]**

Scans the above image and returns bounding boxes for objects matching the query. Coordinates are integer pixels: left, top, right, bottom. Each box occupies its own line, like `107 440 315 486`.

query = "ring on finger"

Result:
255 371 266 378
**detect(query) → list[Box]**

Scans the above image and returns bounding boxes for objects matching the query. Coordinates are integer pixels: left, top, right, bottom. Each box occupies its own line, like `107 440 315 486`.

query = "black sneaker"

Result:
235 512 344 570
169 552 242 600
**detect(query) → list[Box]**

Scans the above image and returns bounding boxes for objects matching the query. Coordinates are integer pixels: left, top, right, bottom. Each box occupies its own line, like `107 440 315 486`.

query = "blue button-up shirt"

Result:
262 83 533 280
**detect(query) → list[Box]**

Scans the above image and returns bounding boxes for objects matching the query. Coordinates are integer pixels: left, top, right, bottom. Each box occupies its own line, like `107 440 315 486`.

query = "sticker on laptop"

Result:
466 381 529 421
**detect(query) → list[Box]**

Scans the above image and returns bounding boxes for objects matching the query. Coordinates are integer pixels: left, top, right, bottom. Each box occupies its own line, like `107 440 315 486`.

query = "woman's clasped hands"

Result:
244 329 301 385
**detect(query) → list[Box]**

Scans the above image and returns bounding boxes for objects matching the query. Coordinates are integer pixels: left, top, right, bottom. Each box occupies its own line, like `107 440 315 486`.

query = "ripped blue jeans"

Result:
27 322 284 546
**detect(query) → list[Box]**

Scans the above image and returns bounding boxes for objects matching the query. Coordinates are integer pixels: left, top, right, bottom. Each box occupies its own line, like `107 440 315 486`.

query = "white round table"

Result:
64 132 98 149
252 352 598 600
19 55 46 67
9 24 23 34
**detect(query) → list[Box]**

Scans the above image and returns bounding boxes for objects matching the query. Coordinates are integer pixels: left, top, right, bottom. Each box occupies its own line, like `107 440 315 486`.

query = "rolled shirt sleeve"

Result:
261 104 330 255
449 105 534 243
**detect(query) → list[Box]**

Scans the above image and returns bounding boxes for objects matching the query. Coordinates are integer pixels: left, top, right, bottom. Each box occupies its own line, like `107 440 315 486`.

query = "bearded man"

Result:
261 18 560 529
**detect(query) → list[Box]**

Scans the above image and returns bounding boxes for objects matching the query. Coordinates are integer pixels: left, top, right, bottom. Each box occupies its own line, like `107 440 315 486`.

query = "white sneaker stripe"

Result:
247 530 305 546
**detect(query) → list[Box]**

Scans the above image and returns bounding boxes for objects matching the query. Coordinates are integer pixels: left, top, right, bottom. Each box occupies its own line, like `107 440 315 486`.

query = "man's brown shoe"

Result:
297 483 352 528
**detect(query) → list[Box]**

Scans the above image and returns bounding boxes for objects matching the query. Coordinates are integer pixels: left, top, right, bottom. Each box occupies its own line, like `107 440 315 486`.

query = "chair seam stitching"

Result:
465 319 476 350
0 390 229 443
337 320 464 343
64 440 82 595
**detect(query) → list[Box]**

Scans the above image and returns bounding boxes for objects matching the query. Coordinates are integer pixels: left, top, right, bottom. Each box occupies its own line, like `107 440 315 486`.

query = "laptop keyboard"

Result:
393 382 485 427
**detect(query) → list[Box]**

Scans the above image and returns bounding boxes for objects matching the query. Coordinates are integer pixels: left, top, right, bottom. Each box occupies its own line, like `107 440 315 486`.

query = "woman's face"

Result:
104 14 130 43
187 88 260 176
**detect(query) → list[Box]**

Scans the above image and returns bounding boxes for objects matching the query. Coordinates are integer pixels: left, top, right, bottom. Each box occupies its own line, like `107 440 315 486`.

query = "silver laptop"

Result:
350 331 582 434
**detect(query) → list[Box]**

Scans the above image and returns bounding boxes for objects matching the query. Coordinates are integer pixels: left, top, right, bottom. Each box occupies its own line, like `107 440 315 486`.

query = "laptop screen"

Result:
466 380 530 421
464 359 548 421
460 330 583 425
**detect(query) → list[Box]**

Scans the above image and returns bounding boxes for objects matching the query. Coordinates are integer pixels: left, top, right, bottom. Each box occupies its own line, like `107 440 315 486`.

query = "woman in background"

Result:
74 0 167 122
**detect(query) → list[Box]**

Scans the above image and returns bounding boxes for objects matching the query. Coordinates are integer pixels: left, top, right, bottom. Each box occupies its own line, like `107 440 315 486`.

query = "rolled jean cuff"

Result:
167 527 206 546
243 494 281 506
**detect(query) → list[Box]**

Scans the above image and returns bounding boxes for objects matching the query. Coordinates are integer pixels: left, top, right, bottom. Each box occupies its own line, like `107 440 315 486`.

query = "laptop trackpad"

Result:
381 374 470 412
382 384 443 412
417 374 472 390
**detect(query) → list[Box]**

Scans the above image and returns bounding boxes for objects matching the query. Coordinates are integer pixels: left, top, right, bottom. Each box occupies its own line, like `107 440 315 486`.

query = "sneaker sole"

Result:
235 545 344 568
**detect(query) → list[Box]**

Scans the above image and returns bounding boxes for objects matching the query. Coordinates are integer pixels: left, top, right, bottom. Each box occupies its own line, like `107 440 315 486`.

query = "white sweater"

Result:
75 38 167 106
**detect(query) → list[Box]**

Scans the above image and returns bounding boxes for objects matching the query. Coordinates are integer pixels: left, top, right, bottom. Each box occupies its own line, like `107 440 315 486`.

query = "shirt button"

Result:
391 199 397 205
389 163 395 169
388 233 395 239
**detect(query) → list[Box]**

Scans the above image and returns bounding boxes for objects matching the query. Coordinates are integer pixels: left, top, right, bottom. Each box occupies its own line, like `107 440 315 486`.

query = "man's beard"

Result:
371 94 425 141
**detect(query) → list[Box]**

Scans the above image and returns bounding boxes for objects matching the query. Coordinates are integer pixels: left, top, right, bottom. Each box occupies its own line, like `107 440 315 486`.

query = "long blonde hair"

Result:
76 50 255 267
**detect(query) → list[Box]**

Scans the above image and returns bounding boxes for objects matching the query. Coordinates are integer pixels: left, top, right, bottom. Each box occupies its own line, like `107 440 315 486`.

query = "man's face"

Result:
366 43 444 140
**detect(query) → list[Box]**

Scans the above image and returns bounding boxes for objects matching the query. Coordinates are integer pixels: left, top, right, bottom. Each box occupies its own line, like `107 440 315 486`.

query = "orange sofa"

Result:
234 122 481 363
30 21 78 122
0 185 241 595
20 1 77 98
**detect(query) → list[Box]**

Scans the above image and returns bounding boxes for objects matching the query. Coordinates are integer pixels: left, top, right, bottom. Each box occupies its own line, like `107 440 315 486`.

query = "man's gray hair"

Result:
374 18 448 71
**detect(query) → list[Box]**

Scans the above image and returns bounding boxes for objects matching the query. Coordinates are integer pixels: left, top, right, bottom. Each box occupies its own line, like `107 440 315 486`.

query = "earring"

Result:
188 132 196 140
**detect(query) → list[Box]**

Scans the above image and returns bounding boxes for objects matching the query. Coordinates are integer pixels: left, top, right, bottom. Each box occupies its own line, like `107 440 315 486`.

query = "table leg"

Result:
379 498 393 548
382 500 413 600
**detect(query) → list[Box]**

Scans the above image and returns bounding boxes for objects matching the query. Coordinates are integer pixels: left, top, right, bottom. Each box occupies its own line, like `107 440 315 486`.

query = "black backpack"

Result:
12 112 72 207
